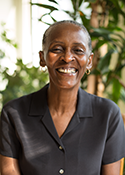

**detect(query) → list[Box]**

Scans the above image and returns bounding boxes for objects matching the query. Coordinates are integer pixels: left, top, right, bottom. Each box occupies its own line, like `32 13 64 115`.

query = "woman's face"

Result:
40 23 93 89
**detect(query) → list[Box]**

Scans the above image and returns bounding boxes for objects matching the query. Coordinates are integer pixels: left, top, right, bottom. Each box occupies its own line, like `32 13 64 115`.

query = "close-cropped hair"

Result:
42 20 92 53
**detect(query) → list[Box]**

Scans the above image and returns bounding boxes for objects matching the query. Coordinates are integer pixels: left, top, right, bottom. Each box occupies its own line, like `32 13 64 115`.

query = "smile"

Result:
57 68 77 74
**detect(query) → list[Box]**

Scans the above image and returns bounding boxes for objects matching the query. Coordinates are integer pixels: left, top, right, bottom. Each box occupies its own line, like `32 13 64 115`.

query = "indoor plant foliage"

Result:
31 0 125 106
0 23 48 111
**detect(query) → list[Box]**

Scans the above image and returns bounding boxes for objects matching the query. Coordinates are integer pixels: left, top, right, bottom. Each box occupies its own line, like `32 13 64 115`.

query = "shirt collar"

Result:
29 84 93 118
28 84 48 116
76 87 93 118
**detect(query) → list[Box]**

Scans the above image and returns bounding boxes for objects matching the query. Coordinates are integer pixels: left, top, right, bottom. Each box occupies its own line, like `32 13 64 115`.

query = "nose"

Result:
60 50 74 63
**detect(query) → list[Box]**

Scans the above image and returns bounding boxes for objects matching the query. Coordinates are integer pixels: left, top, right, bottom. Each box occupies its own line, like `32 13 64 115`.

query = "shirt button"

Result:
59 169 64 174
59 146 63 150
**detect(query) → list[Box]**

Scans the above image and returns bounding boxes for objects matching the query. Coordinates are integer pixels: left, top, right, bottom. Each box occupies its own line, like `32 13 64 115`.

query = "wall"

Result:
0 0 32 62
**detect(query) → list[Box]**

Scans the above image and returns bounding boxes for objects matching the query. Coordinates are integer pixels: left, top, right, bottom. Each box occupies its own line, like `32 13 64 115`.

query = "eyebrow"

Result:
49 41 64 46
73 43 87 51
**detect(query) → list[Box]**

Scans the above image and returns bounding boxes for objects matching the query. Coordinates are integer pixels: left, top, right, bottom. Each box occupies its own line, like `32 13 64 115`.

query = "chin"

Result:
56 82 80 90
49 77 80 90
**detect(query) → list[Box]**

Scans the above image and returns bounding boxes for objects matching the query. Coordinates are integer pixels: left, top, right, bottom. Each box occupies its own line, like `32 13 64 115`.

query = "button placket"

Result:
58 143 65 174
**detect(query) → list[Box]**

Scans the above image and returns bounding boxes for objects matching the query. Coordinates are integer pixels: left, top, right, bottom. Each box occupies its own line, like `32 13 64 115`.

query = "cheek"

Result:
78 55 88 68
45 53 57 67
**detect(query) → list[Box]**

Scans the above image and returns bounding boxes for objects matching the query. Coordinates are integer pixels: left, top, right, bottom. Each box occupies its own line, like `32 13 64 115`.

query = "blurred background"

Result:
0 0 125 115
0 0 125 174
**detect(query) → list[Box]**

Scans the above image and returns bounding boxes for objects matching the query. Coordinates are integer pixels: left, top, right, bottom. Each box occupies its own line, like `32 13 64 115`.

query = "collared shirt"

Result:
0 84 125 175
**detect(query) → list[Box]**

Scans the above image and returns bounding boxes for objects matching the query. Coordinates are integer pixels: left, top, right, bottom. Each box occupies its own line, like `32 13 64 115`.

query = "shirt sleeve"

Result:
0 107 20 159
102 107 125 164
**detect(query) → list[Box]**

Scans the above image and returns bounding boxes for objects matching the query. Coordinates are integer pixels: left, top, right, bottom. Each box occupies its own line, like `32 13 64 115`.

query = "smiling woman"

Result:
0 20 125 175
39 21 93 90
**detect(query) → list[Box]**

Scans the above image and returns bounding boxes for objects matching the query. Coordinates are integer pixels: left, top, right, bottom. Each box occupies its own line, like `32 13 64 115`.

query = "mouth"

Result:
56 68 78 74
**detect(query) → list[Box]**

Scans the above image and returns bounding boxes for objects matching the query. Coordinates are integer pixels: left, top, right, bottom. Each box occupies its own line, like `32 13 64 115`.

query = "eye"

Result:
50 46 63 53
73 48 85 55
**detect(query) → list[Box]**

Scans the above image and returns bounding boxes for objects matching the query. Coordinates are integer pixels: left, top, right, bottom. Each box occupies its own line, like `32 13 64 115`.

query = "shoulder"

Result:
3 91 34 113
79 88 120 119
89 92 119 113
90 93 121 124
2 84 48 115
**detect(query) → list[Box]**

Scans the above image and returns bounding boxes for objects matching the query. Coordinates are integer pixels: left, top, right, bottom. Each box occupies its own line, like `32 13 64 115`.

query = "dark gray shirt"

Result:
0 84 125 175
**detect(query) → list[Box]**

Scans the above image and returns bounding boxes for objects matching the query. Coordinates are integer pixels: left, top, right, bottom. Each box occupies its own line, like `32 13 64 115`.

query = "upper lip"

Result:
55 63 78 70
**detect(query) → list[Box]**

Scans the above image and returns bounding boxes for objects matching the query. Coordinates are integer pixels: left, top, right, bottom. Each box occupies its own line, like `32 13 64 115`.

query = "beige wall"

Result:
0 0 32 61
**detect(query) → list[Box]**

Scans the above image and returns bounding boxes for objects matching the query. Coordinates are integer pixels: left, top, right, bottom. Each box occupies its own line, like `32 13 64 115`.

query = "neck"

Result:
47 83 79 114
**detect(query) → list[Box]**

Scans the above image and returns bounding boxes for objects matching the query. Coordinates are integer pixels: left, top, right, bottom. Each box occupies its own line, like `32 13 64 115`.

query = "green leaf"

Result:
93 40 108 51
109 0 125 17
91 68 101 75
79 11 90 28
78 0 84 7
48 0 58 4
92 28 112 35
31 3 58 12
38 13 55 25
50 15 57 22
70 0 82 13
70 0 77 11
91 28 116 43
98 49 116 74
0 49 5 59
115 63 125 73
63 10 76 20
120 88 125 104
85 0 96 3
112 78 121 103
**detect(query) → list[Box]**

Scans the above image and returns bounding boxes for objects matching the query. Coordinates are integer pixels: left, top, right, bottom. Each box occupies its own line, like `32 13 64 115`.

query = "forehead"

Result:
46 23 88 45
49 23 82 33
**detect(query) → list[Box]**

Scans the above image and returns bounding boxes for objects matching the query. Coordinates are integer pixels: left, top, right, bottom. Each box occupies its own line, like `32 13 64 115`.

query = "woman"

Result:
0 20 125 175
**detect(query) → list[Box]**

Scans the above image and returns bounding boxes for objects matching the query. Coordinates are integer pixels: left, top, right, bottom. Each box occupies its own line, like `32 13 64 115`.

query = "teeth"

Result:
58 68 76 74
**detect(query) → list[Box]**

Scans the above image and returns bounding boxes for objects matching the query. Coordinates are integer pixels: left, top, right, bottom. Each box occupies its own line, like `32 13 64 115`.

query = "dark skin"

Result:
40 23 93 137
0 23 121 175
0 155 21 175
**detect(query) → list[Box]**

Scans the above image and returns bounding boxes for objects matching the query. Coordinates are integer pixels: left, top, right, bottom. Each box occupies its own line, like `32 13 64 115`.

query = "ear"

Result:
39 51 46 67
86 53 94 70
